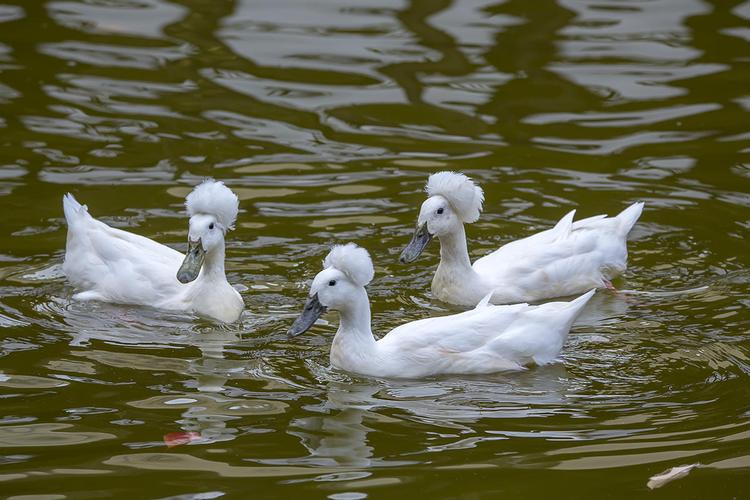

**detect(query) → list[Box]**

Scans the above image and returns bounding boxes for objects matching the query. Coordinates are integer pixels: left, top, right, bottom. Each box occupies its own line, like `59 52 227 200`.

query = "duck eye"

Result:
208 223 214 230
436 208 444 215
328 280 336 286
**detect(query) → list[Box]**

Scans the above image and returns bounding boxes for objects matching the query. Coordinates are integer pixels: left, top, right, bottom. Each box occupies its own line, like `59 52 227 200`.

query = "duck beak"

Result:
399 222 433 263
288 293 327 338
176 239 205 284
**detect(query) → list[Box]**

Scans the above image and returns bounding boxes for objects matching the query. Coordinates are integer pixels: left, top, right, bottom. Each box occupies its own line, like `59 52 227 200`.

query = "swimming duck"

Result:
400 172 643 307
62 180 244 323
288 243 594 378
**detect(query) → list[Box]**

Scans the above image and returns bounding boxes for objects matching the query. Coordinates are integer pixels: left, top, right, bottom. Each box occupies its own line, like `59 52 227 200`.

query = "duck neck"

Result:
332 288 377 365
198 239 228 285
437 223 474 275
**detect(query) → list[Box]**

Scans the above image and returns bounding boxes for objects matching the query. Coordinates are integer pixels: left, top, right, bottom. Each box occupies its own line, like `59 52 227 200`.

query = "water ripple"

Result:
0 0 748 496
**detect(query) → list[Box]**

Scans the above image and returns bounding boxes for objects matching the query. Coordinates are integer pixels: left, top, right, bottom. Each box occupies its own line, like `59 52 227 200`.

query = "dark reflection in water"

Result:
0 0 749 497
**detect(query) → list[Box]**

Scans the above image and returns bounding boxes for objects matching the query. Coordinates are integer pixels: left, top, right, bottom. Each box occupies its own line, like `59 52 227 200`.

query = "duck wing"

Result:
472 203 643 301
63 194 185 304
486 289 594 366
377 290 594 375
379 301 530 358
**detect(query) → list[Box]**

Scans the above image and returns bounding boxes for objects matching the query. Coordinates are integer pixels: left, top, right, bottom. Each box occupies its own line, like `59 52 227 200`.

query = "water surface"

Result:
1 0 749 497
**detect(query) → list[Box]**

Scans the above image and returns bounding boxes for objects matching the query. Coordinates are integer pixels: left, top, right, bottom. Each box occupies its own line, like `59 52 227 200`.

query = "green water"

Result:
1 0 749 497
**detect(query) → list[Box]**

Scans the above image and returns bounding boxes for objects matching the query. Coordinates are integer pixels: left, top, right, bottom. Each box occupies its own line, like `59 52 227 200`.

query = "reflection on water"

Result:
1 0 749 496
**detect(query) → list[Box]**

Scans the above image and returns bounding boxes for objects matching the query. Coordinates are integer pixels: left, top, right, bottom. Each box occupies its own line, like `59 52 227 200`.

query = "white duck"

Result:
288 243 594 379
62 180 244 323
399 172 644 307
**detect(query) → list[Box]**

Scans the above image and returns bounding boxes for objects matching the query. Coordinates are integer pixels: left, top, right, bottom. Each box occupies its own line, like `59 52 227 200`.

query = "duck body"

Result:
289 243 595 379
433 203 644 306
401 172 643 307
332 290 595 379
62 181 244 323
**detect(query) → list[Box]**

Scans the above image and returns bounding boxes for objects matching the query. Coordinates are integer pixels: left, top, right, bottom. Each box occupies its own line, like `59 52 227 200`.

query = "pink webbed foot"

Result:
602 279 640 305
603 279 617 292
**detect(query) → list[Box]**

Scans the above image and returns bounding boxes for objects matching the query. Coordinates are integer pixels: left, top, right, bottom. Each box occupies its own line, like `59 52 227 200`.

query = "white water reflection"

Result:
39 41 194 69
553 0 724 101
0 0 749 496
221 0 409 78
45 74 196 119
47 0 187 39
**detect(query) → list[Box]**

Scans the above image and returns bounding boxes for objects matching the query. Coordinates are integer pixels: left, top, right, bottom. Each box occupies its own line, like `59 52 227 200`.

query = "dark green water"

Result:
1 0 749 498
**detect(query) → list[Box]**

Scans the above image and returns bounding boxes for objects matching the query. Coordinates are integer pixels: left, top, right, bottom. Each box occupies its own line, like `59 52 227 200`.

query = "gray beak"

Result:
399 223 433 263
176 239 205 284
288 293 327 338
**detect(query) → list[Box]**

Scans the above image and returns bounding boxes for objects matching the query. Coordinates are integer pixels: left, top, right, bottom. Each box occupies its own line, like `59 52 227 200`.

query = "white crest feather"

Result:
323 243 374 287
425 171 484 223
185 179 239 230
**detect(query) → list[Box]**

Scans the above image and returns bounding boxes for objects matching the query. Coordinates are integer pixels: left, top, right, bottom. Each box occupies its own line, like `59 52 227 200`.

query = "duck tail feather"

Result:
475 291 494 309
616 201 644 237
549 209 576 241
568 289 596 314
63 193 89 224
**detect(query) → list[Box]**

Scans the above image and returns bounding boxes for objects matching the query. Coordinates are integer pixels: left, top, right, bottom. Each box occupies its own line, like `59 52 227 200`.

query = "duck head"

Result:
399 172 484 264
288 268 348 337
177 214 225 283
176 179 239 284
399 195 459 263
289 243 374 337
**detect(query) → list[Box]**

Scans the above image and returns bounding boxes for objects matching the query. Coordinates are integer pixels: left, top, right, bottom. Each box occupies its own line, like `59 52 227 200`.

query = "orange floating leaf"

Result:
163 431 201 448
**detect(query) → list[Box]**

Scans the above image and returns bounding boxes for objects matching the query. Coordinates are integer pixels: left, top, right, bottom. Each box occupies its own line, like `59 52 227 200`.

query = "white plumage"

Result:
62 180 244 323
185 180 239 231
323 243 374 287
402 171 644 307
425 171 484 223
290 244 595 379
